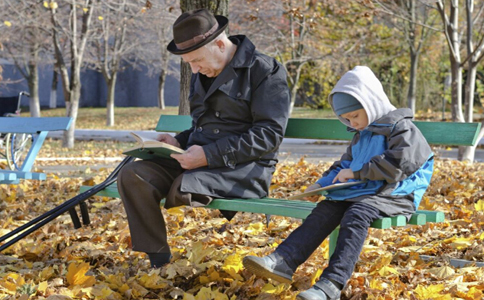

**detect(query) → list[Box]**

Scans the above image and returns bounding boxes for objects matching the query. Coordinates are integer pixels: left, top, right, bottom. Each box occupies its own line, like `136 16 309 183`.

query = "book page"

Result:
287 180 366 200
123 131 185 160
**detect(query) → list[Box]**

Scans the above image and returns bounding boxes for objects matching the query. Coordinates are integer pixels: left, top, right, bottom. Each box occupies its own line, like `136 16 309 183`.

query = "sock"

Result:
147 252 172 268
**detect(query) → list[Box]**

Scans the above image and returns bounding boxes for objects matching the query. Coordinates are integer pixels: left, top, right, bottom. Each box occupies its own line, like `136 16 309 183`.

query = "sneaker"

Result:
296 277 341 300
243 252 294 284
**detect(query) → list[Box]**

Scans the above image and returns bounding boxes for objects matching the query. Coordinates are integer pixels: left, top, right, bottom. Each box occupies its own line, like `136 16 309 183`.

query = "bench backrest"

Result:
155 115 481 146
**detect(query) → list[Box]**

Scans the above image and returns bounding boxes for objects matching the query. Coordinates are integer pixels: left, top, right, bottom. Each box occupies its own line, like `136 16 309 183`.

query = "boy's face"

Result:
340 109 369 131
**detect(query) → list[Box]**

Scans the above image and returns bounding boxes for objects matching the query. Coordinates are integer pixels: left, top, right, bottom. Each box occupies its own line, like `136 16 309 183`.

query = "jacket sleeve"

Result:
202 62 291 168
353 120 432 183
316 139 353 186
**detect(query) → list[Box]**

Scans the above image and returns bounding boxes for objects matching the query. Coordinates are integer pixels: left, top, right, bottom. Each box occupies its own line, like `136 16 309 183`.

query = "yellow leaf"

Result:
4 21 12 27
450 237 473 250
0 273 25 294
414 284 451 300
183 293 196 300
474 200 484 211
378 265 399 276
83 8 88 12
98 16 103 20
66 262 96 288
222 253 244 280
310 268 323 285
244 222 265 235
43 1 49 8
429 266 455 279
261 283 286 294
138 272 168 289
37 281 48 293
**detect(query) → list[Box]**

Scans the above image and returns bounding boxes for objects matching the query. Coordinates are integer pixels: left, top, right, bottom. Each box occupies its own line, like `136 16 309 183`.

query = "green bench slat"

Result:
79 184 443 229
155 116 481 146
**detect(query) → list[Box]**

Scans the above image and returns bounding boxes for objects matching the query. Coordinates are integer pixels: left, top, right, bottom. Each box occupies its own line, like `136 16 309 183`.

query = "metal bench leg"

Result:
79 202 90 225
69 207 82 229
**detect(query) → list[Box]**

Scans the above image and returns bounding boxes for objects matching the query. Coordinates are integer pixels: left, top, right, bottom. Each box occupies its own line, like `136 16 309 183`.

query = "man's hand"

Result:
157 133 181 148
332 169 355 183
171 145 208 170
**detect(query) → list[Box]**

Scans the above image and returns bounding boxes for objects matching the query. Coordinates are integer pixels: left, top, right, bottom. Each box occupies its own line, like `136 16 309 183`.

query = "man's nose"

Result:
189 63 199 73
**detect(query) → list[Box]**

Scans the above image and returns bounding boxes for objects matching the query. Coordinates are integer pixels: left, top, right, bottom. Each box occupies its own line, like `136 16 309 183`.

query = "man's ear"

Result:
215 39 225 52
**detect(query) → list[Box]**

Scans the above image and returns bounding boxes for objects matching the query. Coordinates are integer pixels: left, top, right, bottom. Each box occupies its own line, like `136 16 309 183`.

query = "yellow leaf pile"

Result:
1 150 484 299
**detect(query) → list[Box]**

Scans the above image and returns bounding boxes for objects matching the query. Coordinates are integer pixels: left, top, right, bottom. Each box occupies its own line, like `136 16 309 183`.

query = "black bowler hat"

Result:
167 8 229 55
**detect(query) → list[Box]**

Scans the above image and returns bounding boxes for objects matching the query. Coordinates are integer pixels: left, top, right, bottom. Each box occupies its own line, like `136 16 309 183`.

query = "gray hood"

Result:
329 66 396 128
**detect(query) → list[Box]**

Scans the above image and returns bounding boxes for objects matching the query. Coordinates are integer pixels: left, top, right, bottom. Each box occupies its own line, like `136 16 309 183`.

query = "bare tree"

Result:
49 0 96 147
0 0 53 117
137 0 179 110
88 0 148 126
178 0 229 115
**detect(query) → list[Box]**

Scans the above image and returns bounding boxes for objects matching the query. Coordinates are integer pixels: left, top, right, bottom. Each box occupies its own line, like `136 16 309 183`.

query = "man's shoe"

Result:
243 252 294 284
296 277 341 300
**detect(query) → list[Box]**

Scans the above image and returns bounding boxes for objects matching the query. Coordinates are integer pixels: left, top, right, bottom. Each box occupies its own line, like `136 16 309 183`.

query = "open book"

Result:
123 132 185 160
287 180 366 200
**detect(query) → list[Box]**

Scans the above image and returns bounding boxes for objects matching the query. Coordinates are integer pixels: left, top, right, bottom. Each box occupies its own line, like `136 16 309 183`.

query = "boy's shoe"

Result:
296 277 341 300
242 252 294 284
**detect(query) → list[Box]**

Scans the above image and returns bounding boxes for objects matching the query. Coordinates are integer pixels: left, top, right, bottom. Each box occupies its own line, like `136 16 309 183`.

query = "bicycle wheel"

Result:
5 133 33 171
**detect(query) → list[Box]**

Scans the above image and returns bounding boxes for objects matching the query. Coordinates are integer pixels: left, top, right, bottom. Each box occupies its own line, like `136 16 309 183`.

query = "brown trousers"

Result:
117 158 212 254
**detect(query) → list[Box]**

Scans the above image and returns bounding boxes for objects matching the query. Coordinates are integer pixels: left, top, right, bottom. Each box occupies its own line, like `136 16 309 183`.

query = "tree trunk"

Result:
407 51 418 114
27 63 41 117
179 61 191 115
178 0 229 115
106 73 117 126
50 69 58 108
158 69 166 110
63 76 81 148
450 58 464 122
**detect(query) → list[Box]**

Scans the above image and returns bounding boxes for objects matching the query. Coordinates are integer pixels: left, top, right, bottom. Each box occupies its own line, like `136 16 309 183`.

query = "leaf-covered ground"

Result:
1 144 484 299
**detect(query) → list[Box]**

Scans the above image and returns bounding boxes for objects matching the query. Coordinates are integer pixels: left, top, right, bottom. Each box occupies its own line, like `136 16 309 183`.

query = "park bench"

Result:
80 115 481 256
0 117 72 184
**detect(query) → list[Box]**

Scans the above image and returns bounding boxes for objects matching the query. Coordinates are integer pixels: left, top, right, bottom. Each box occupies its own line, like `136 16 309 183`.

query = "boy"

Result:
242 66 434 300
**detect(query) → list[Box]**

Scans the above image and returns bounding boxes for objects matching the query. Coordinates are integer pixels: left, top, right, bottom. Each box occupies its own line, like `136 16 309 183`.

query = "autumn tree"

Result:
177 0 229 115
433 0 484 161
48 0 96 147
369 0 439 114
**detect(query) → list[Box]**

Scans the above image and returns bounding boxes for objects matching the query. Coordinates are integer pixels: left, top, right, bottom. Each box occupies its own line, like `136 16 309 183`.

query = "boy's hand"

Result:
305 183 321 192
171 145 208 170
333 169 355 183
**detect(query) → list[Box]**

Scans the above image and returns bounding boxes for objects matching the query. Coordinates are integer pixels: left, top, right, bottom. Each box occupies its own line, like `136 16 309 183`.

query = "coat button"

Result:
197 126 203 132
215 111 220 117
213 129 220 134
236 92 242 97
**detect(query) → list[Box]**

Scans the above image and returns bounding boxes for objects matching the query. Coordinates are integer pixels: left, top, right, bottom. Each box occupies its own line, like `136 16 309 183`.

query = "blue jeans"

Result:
275 200 385 286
